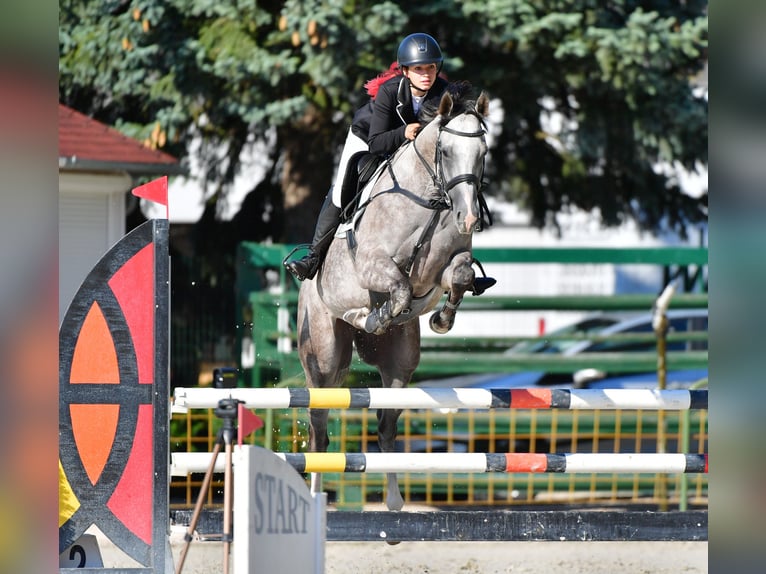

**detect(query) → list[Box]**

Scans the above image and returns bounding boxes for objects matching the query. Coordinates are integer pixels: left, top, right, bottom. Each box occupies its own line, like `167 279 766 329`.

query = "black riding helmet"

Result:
397 33 443 69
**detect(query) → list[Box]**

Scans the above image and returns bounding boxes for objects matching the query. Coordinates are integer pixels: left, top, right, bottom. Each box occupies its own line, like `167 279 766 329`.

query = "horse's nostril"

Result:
464 211 478 232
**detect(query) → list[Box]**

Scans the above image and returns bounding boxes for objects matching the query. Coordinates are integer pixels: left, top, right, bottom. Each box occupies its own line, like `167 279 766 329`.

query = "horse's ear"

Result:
438 91 453 117
476 91 490 117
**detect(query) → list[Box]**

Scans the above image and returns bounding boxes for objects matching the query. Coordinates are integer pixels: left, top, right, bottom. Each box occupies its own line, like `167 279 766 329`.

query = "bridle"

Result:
397 109 492 276
411 109 489 216
351 106 494 276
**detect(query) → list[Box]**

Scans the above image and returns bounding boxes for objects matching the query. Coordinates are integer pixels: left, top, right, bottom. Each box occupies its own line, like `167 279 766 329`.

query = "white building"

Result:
58 104 183 322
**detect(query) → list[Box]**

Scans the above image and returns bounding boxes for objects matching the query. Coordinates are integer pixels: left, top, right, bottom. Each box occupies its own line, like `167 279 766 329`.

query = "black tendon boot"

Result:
284 195 342 281
471 258 497 296
472 276 497 295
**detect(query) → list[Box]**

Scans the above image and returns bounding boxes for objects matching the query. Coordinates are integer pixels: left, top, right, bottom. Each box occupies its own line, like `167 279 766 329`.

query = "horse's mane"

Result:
418 80 479 124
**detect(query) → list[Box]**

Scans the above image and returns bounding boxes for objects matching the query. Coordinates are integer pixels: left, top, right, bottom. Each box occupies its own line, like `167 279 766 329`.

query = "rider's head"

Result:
397 33 443 70
397 33 443 94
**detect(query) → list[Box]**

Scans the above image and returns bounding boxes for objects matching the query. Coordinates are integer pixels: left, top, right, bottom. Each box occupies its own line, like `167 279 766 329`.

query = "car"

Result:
572 367 708 390
502 315 622 355
416 308 708 391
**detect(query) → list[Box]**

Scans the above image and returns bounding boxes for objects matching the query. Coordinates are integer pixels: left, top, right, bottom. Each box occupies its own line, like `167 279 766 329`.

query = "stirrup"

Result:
282 244 310 266
283 245 317 281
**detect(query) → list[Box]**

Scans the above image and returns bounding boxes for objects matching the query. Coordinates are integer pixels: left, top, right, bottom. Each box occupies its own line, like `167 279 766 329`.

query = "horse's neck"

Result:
351 126 443 241
364 135 453 252
390 134 438 195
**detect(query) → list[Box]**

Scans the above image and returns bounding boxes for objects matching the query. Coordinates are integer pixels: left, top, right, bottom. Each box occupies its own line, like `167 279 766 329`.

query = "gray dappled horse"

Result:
297 89 490 512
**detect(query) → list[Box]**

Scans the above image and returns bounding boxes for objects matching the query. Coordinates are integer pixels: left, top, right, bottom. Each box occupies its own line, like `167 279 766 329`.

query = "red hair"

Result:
364 62 401 99
363 62 450 99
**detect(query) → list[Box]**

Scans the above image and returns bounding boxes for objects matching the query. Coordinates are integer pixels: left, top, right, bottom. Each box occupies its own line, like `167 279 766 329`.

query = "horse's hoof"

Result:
386 493 404 511
364 300 394 334
364 314 390 334
429 311 450 334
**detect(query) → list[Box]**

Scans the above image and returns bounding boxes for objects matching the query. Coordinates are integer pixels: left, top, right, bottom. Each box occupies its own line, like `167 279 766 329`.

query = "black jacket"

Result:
353 75 449 157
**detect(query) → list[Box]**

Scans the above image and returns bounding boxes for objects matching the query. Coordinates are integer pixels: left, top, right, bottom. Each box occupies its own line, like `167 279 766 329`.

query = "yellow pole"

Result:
653 283 675 511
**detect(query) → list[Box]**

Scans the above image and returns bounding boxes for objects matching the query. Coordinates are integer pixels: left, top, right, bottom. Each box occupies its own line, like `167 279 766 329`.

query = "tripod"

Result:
175 398 241 574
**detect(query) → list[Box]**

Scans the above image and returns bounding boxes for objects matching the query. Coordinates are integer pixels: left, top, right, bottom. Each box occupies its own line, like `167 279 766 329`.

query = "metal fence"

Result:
169 402 708 509
236 244 708 387
168 244 708 510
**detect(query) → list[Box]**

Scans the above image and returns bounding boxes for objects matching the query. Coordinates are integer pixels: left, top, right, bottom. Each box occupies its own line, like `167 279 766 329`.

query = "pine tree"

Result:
60 0 708 239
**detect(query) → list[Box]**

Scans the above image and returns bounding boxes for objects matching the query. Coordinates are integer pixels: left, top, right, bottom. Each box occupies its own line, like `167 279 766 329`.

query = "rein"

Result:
412 110 488 210
400 110 490 276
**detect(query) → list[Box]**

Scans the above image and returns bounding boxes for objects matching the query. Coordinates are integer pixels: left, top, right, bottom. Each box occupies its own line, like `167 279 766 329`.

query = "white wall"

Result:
59 172 130 323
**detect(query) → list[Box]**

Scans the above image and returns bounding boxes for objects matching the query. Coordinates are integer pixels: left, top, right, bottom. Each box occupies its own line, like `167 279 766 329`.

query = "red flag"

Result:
131 176 168 219
238 403 264 446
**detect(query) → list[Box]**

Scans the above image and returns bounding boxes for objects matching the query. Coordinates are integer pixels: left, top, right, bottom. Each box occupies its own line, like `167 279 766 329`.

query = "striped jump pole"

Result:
277 452 708 474
171 452 707 476
173 387 707 411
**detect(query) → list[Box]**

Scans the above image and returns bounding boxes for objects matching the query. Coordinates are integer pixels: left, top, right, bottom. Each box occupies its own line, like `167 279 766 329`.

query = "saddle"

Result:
336 151 386 235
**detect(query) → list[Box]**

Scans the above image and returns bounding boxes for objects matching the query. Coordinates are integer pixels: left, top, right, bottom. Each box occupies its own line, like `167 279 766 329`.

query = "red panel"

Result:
107 404 153 544
108 244 154 384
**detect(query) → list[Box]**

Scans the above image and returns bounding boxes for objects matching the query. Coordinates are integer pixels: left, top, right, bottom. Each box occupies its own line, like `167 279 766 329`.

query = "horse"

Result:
296 87 490 513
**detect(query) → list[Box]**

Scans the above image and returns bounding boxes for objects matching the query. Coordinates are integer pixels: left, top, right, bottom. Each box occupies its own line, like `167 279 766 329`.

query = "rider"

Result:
284 33 496 295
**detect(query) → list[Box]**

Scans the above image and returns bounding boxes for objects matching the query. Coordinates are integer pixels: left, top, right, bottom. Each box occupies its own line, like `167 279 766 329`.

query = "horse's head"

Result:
419 87 490 235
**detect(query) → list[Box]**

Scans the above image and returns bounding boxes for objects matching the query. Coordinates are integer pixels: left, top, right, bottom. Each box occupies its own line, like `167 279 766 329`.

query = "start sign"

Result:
233 446 325 574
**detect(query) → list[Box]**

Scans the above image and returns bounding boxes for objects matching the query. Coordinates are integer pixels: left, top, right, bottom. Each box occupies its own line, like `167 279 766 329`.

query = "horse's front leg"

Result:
342 254 412 334
429 251 474 334
355 247 413 319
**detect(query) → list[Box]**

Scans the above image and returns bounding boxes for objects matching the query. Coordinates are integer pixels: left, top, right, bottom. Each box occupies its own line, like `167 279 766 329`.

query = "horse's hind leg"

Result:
430 251 475 334
355 322 421 513
376 407 404 511
307 408 329 495
297 281 354 488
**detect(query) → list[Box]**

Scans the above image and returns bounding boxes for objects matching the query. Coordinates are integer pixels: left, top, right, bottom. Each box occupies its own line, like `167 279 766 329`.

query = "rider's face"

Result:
404 63 438 93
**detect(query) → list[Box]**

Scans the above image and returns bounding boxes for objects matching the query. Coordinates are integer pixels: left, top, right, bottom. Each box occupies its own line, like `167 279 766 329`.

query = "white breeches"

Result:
331 128 369 207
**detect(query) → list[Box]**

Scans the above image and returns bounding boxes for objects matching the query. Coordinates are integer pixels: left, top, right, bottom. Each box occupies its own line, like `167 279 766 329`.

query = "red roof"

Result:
59 104 182 174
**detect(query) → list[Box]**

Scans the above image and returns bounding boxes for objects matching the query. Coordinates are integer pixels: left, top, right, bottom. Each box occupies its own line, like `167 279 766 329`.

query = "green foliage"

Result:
449 0 708 233
59 0 707 237
60 1 403 203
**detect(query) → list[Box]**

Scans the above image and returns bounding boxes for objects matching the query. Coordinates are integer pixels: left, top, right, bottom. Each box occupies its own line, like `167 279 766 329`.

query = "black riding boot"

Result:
285 195 342 281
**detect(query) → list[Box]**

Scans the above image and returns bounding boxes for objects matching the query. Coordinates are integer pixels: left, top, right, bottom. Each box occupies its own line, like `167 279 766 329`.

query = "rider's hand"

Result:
404 123 421 140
